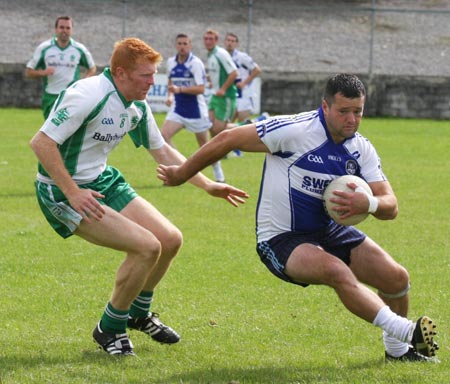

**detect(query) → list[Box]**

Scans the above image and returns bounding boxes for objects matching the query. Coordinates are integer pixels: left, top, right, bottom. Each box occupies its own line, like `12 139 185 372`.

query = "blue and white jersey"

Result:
231 49 258 98
167 52 209 119
255 108 386 242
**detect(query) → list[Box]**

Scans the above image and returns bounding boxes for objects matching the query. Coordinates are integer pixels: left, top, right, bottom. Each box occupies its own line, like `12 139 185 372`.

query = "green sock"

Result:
100 302 129 333
129 291 154 319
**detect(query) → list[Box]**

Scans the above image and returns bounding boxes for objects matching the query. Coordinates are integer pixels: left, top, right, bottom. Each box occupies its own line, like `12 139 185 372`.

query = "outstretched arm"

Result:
150 142 249 207
157 123 270 186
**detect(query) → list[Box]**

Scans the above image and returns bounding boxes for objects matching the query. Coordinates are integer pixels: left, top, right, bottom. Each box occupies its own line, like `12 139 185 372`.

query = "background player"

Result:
224 32 262 124
203 28 238 182
25 15 96 119
161 34 210 150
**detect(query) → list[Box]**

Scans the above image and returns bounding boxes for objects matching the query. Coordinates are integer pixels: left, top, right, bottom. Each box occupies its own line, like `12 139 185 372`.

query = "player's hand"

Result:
157 164 186 186
67 188 106 223
204 182 249 207
46 68 55 76
329 182 370 218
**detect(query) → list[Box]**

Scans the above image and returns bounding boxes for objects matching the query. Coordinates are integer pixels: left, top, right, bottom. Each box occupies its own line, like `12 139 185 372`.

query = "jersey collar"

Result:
176 52 193 64
103 68 133 108
208 46 218 56
52 36 73 49
318 106 356 143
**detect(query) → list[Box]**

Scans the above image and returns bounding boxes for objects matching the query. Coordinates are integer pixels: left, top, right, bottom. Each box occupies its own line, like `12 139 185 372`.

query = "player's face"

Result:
55 20 72 44
119 62 157 101
176 37 192 57
322 92 365 144
225 35 238 52
203 33 217 51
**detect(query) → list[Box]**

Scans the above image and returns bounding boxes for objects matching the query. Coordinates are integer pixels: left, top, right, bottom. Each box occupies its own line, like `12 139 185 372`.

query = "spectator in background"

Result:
203 28 238 182
26 16 96 119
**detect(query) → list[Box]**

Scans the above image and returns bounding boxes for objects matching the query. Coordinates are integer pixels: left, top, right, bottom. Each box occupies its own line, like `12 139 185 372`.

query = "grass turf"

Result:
0 108 448 383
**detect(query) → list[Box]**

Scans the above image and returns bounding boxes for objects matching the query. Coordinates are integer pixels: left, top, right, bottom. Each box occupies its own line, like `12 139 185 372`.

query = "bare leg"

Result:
161 120 183 148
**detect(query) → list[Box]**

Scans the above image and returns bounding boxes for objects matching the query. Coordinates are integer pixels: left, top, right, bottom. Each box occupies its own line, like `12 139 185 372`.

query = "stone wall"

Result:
2 63 450 119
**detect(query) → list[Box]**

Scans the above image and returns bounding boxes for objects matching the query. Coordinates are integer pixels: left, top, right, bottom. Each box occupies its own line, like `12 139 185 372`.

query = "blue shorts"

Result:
256 222 366 286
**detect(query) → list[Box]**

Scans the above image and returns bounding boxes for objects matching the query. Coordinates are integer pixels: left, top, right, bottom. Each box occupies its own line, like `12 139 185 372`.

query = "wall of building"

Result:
3 63 449 119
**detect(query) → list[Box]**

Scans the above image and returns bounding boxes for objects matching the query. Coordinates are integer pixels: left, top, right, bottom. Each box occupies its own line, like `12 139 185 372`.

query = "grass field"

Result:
0 108 448 383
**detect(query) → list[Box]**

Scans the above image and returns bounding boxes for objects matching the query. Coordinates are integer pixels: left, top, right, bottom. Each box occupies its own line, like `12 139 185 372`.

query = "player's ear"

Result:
321 98 329 113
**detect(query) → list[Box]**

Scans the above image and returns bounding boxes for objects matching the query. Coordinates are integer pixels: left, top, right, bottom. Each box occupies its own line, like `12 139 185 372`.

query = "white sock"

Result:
372 305 415 343
383 331 409 357
212 161 225 182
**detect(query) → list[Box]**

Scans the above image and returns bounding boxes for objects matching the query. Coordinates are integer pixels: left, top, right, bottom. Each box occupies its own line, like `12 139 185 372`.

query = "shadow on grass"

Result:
151 359 383 384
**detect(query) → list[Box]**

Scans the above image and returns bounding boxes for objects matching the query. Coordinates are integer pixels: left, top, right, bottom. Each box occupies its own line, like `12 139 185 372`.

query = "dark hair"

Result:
176 33 189 40
226 32 239 42
55 16 72 28
324 73 366 104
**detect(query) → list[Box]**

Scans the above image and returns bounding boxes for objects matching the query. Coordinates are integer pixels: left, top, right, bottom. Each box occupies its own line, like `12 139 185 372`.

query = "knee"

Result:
379 265 410 298
323 259 356 288
139 237 162 265
160 227 183 260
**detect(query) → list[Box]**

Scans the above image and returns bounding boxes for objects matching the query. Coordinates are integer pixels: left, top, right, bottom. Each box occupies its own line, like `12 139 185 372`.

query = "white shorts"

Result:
165 110 212 133
236 95 254 113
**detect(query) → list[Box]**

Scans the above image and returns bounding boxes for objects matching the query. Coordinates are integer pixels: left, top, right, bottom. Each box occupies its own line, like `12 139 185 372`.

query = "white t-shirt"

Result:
231 49 259 99
206 46 237 98
27 37 96 95
37 68 165 184
255 109 386 242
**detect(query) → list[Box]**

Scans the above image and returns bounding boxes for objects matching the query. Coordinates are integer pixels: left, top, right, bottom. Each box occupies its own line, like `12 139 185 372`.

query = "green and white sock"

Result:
129 291 154 319
100 302 129 333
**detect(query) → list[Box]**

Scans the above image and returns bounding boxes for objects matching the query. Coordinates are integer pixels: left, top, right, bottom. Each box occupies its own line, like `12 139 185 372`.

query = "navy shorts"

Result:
256 222 366 286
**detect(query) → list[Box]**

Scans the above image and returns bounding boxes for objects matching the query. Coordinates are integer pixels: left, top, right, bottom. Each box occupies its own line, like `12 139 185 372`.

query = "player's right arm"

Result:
25 67 55 79
157 123 270 186
29 131 105 222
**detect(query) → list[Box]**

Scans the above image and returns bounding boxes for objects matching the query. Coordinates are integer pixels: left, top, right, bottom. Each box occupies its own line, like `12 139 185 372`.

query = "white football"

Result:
323 175 372 226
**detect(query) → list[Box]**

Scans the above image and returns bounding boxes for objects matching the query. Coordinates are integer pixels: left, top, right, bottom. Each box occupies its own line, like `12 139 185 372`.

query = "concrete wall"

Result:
2 63 450 119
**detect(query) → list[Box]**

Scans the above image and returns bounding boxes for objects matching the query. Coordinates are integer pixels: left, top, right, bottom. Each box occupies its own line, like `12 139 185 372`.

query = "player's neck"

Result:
177 54 188 63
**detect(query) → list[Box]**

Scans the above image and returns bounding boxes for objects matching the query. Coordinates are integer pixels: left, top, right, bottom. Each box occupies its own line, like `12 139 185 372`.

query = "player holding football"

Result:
157 73 439 362
26 16 97 119
30 38 248 356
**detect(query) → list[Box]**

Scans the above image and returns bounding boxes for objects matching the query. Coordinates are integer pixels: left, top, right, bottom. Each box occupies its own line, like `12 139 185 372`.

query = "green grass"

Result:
0 108 448 383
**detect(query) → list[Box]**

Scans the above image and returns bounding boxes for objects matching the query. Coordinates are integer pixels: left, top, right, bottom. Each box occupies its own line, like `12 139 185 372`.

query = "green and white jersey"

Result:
26 36 96 95
206 46 238 99
37 68 165 184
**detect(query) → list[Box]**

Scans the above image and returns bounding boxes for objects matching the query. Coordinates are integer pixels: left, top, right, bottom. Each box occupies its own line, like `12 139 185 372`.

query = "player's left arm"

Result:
149 144 249 207
368 180 398 220
242 64 262 87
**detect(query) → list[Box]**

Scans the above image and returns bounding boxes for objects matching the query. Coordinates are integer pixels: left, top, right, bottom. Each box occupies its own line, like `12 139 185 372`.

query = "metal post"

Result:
122 0 128 38
368 0 376 75
247 0 253 54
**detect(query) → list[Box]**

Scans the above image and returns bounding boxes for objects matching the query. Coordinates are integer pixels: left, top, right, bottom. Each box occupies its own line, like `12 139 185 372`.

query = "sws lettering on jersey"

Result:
301 175 332 195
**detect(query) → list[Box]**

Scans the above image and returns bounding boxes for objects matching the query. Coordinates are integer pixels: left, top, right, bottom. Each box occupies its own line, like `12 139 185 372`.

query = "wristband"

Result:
367 195 379 214
355 186 378 213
